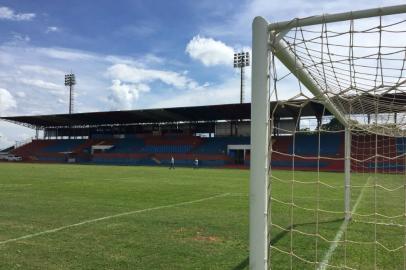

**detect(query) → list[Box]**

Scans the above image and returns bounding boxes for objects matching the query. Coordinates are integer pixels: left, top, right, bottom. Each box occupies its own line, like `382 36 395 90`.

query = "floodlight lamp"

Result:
64 74 76 86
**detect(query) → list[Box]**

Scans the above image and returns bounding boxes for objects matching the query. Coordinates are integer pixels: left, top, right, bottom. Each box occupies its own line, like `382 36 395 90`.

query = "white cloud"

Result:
107 63 199 89
20 78 64 92
45 26 60 33
185 35 234 66
35 47 96 61
143 53 165 65
0 88 17 115
0 131 12 149
19 65 65 76
16 91 26 98
201 0 406 43
109 80 150 110
115 24 156 37
5 32 31 46
153 77 241 108
0 6 35 21
0 122 35 150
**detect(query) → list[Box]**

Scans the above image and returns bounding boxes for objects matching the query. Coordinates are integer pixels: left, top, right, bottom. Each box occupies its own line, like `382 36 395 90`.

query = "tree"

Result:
320 117 344 131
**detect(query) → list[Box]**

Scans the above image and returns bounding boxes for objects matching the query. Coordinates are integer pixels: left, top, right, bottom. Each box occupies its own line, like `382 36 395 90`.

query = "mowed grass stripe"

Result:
0 192 230 245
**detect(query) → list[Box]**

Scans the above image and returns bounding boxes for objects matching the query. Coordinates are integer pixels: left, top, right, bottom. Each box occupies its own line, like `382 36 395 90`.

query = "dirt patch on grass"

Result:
173 227 222 243
192 234 221 243
174 227 187 233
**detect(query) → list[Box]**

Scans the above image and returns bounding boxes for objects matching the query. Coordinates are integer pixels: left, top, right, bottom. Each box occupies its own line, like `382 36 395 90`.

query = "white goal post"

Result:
250 5 406 270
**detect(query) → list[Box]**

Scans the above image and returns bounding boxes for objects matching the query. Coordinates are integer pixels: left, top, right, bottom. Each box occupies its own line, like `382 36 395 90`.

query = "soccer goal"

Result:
250 5 406 269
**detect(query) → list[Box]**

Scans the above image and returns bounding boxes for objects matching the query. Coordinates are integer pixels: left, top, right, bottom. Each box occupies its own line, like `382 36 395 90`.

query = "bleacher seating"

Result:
140 145 192 153
396 137 406 154
270 133 345 171
21 133 406 171
195 137 250 154
43 140 86 153
291 133 343 156
350 135 401 172
12 140 55 158
108 138 144 153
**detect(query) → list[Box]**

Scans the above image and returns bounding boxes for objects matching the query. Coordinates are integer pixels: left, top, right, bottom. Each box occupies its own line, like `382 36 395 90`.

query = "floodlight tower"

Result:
64 73 76 114
233 52 250 103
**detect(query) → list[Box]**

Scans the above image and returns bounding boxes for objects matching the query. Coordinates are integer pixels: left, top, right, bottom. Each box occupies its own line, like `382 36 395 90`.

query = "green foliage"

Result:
320 117 344 131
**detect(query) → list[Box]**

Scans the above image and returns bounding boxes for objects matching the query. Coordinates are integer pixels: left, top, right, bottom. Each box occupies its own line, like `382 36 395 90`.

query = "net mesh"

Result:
267 13 406 269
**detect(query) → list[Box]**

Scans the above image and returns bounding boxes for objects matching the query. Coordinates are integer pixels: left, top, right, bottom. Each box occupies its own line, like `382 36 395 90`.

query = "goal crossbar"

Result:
268 4 406 32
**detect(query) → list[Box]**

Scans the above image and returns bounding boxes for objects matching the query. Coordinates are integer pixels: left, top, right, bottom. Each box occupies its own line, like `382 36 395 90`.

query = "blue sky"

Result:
0 0 403 147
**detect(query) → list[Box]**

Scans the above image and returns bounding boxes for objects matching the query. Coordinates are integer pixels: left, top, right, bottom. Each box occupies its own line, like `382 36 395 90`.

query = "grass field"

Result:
270 170 404 269
0 163 404 269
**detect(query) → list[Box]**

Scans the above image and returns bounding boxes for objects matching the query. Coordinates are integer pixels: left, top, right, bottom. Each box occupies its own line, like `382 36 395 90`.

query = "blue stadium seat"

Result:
396 137 406 154
43 140 86 153
194 137 250 154
291 133 342 156
140 145 193 153
108 138 145 153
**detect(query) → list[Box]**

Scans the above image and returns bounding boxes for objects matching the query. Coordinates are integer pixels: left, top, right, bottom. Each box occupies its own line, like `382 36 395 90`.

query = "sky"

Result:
0 0 404 148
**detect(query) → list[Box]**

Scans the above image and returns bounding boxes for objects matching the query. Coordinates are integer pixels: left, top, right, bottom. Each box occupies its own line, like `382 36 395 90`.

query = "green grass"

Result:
0 163 249 270
270 170 404 269
0 163 404 269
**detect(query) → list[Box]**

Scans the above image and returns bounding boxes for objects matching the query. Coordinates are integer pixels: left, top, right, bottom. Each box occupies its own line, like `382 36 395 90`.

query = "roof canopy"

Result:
1 101 328 129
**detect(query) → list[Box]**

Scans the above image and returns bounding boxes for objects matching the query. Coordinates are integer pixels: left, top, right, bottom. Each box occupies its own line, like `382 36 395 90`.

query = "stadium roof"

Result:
0 101 329 129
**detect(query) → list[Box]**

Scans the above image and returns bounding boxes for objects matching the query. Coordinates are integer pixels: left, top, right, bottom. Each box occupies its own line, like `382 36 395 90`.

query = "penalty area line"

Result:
317 177 370 270
0 193 230 246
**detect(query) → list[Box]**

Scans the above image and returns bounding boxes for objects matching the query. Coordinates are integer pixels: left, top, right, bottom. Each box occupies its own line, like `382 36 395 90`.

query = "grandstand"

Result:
3 98 405 173
1 98 405 172
0 100 352 169
3 98 406 173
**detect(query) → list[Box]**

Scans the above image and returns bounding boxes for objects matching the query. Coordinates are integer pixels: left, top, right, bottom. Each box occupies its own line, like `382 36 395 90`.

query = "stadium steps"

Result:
194 137 250 154
42 139 86 153
11 140 55 158
0 145 14 153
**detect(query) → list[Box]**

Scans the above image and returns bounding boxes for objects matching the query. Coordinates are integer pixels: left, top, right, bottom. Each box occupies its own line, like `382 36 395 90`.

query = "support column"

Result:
345 127 351 220
250 16 270 270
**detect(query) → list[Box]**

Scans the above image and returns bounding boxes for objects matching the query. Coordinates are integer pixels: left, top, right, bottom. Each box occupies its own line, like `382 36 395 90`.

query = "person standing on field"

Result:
194 157 199 169
170 156 175 169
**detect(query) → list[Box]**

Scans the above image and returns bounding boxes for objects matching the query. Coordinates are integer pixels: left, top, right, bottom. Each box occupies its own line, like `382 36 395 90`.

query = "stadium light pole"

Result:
234 52 250 103
65 73 76 114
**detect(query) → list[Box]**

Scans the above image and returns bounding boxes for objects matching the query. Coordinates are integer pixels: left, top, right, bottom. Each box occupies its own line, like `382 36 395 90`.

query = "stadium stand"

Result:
3 102 405 170
42 139 86 153
271 133 345 171
8 132 406 171
195 137 250 154
352 134 402 171
10 135 241 166
107 138 144 153
0 145 14 153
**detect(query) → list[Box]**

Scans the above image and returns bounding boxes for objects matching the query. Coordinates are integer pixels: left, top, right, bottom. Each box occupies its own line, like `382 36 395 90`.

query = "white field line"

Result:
0 184 32 187
318 178 371 270
0 193 229 246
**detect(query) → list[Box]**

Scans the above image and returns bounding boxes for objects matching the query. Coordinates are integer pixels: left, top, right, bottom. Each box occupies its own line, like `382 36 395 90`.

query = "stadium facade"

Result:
1 98 404 171
0 100 350 170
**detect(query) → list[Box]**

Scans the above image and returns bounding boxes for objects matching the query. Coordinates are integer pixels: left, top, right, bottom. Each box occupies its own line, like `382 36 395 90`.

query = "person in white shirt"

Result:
194 157 199 169
170 156 175 169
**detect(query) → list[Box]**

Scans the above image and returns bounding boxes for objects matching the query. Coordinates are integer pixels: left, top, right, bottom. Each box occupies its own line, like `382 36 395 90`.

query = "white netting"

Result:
271 14 406 137
267 12 406 270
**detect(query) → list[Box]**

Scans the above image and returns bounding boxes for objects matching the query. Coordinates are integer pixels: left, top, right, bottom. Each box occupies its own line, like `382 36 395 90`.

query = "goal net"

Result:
250 5 406 270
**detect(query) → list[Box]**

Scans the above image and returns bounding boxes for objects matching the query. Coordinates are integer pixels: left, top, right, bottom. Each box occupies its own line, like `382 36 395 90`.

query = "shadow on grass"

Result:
232 218 344 270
